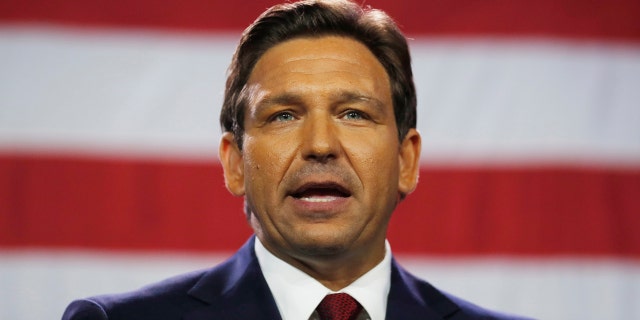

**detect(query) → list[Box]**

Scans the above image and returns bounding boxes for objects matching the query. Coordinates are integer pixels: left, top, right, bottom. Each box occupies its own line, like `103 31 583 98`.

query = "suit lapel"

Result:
181 238 463 320
386 259 460 320
183 237 282 320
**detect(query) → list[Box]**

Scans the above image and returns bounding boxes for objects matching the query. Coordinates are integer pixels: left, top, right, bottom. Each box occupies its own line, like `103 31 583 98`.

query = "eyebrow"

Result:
255 90 387 113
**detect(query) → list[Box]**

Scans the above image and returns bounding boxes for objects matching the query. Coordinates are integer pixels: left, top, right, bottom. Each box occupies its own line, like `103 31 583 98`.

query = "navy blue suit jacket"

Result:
62 237 532 319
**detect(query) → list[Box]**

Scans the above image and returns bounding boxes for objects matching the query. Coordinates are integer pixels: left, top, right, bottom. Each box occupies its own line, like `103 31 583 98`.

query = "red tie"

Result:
316 293 363 320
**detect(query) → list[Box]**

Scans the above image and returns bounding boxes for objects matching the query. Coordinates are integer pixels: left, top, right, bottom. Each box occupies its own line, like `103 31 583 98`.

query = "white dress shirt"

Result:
254 238 392 320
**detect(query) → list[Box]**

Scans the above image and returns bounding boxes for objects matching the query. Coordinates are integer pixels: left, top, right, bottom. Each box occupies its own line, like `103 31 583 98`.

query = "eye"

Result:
343 110 365 120
271 111 295 122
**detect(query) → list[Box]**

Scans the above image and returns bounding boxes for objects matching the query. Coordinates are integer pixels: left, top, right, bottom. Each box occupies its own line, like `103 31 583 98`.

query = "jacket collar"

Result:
386 258 461 319
184 237 281 320
183 236 461 320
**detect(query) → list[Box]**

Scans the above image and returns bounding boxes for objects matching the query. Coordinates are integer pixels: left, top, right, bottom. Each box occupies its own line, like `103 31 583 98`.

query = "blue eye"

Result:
344 110 364 120
274 112 294 122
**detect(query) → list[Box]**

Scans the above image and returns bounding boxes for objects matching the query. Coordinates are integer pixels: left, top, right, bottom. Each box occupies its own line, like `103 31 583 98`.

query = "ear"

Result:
397 128 421 196
219 132 245 196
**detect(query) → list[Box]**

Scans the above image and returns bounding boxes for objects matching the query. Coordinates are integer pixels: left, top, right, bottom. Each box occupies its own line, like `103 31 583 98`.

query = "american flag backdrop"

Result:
1 1 639 319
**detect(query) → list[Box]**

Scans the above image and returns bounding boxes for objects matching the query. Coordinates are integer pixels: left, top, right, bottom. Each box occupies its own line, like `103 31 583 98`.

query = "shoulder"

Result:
390 260 535 320
61 299 108 320
443 292 535 320
62 239 260 320
62 269 208 320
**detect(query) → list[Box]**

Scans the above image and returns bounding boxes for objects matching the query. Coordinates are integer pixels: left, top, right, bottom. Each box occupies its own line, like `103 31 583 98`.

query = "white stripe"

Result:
400 255 640 320
1 26 639 164
1 250 638 320
413 39 640 166
0 25 237 160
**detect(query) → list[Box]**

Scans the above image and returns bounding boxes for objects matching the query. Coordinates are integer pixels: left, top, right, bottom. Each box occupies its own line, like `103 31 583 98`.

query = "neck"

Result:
268 240 386 291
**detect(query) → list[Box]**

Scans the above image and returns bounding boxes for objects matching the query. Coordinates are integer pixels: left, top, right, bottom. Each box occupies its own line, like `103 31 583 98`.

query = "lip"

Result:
287 181 352 215
290 181 351 198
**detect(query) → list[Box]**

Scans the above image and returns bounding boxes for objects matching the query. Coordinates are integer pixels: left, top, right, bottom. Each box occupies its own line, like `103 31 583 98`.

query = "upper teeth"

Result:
301 196 337 203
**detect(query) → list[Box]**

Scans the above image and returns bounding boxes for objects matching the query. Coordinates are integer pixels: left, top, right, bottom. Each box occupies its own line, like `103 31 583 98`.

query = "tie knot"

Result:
316 293 363 320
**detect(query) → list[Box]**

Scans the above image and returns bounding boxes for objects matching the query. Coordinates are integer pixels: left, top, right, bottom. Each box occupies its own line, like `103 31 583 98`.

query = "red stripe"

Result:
0 0 639 41
2 153 639 257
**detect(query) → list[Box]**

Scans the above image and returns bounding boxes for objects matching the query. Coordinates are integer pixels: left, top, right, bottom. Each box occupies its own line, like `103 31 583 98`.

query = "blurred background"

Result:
1 0 639 319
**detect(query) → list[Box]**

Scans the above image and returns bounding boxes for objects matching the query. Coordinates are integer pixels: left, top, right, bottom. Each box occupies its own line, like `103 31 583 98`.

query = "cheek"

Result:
242 140 293 194
347 136 400 189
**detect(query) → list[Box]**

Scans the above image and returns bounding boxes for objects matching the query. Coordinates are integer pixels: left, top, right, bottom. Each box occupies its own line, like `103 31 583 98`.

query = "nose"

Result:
300 113 340 163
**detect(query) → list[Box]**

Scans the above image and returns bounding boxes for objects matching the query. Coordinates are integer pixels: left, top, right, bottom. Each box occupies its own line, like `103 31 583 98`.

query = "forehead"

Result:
246 36 391 99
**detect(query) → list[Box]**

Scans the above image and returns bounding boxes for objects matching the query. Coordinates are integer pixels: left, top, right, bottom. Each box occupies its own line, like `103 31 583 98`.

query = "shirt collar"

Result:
254 238 392 320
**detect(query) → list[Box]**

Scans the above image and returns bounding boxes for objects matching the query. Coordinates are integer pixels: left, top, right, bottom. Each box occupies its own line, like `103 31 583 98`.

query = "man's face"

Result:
220 36 420 267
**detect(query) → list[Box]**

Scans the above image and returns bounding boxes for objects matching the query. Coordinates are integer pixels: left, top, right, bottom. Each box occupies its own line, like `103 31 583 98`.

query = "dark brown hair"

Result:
220 0 416 149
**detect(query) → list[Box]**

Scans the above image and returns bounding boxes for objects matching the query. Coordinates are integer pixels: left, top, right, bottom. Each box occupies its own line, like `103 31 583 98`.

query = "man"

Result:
63 1 532 319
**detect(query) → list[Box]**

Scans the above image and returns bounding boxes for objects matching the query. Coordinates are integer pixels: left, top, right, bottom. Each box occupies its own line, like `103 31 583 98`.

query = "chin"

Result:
290 232 353 257
296 245 349 258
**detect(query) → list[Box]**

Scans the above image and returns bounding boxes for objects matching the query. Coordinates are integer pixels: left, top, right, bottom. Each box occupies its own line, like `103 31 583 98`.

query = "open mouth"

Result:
290 182 351 202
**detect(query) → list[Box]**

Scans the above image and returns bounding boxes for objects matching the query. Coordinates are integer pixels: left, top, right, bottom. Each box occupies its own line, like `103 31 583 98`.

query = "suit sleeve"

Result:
62 299 109 320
